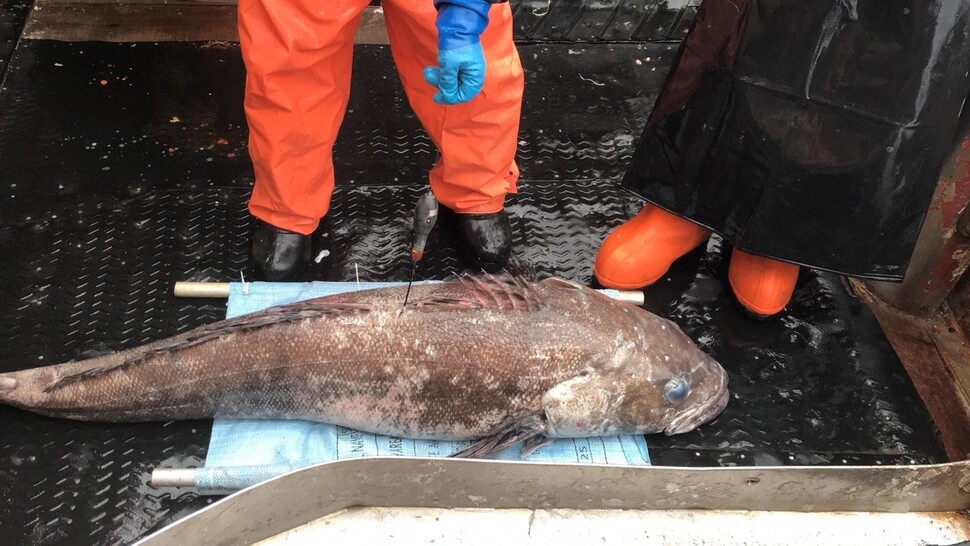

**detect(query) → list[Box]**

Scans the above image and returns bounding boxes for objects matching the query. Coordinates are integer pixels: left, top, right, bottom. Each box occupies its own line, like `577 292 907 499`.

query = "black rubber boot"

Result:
451 209 513 273
250 220 312 281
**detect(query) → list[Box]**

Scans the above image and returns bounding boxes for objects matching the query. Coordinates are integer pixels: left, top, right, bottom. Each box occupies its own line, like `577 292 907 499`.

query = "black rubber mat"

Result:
0 41 675 225
0 39 946 545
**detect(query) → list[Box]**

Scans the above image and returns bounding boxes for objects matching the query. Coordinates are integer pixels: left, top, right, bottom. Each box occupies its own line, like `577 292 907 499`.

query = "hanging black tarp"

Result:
622 0 970 281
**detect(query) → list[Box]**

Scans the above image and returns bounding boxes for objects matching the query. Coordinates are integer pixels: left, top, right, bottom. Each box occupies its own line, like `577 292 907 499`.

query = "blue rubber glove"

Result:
423 44 485 105
423 0 493 105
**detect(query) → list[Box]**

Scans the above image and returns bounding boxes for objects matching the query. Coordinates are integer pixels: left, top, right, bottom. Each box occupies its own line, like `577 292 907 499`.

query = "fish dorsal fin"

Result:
455 271 545 311
44 301 372 392
409 271 545 312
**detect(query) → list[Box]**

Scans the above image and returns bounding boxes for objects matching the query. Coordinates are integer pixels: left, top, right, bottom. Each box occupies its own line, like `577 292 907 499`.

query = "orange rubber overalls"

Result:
238 0 524 235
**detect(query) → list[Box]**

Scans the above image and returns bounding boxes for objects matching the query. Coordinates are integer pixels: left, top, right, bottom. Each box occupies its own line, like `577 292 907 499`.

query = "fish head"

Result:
641 350 729 436
620 317 730 436
542 341 728 438
538 278 729 437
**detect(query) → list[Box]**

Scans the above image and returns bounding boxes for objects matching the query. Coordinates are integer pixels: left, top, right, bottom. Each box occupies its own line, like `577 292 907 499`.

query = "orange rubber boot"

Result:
594 205 712 289
728 248 799 317
382 0 524 214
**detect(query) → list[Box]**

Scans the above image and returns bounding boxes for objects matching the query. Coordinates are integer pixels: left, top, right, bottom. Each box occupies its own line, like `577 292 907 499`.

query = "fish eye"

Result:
663 376 691 405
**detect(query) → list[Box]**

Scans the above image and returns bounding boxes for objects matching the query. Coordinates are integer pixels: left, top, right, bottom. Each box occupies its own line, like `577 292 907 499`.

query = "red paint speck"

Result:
167 147 175 153
216 138 229 145
227 153 236 158
99 80 108 86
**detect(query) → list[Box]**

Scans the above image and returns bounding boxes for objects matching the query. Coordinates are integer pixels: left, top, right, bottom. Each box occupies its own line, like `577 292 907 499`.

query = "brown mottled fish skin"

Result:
0 274 728 455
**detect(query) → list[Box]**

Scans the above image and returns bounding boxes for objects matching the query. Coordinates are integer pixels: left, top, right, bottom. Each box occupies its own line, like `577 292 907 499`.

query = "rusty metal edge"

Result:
851 278 970 462
133 456 970 546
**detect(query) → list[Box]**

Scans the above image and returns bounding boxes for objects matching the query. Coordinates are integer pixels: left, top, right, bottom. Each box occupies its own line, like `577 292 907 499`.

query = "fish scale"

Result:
0 273 729 457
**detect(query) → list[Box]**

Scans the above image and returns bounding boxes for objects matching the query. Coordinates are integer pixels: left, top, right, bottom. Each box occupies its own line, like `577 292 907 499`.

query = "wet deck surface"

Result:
0 5 948 544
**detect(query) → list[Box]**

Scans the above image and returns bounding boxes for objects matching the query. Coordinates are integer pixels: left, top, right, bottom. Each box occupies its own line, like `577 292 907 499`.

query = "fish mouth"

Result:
663 365 729 435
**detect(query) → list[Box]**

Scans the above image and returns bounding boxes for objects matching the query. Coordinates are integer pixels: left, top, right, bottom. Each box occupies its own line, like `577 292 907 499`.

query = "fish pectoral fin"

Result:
449 412 547 459
519 435 555 458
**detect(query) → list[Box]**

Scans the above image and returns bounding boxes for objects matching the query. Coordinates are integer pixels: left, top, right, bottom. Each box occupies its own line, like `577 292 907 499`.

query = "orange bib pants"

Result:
238 0 524 235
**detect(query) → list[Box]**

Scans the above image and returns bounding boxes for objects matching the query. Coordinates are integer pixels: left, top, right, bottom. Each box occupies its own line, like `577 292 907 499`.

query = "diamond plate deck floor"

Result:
0 40 947 545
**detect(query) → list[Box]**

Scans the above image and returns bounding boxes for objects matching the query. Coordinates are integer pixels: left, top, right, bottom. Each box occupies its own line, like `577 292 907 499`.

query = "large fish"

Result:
0 272 728 457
